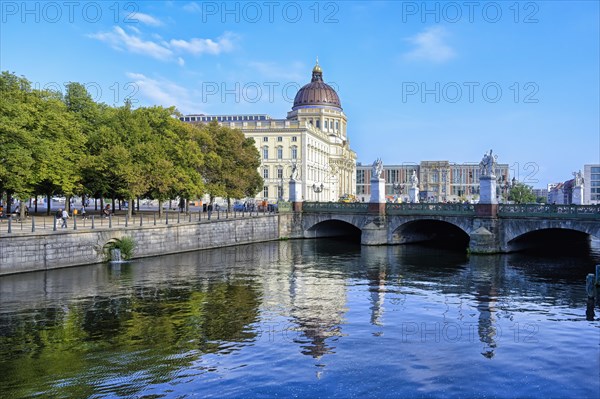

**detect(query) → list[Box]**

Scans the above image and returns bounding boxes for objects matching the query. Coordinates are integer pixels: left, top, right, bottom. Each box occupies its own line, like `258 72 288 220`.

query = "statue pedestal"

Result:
479 175 497 204
572 185 584 205
289 180 302 202
370 178 385 203
409 187 420 203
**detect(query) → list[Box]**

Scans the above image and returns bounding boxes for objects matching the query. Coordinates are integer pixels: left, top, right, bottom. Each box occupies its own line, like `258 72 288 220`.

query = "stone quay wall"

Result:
0 214 293 276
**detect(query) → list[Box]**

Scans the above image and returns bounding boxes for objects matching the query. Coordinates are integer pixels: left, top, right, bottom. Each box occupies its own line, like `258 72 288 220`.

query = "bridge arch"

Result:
502 219 600 252
304 217 362 241
390 218 471 249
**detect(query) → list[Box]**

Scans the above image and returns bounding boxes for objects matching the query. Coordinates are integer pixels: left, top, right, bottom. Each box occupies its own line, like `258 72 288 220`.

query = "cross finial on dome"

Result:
312 57 322 75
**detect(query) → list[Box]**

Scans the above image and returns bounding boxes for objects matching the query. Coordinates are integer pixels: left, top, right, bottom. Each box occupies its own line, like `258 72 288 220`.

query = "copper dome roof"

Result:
292 61 341 110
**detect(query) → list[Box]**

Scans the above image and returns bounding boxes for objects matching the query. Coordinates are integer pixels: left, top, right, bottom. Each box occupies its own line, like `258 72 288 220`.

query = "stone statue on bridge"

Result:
289 160 299 181
480 149 498 177
372 158 383 180
573 170 584 187
410 170 419 188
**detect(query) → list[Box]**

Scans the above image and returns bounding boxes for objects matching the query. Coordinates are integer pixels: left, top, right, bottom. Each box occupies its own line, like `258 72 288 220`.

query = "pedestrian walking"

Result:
61 208 69 228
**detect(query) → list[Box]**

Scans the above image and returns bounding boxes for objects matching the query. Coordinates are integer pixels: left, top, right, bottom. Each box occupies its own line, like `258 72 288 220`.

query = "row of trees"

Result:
0 72 263 218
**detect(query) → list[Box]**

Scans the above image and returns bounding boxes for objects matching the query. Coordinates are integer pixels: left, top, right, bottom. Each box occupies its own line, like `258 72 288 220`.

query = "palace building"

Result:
356 161 511 203
181 60 357 203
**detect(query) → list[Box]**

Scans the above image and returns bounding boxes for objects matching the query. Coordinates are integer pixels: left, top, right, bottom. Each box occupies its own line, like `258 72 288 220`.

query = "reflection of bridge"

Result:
282 202 600 253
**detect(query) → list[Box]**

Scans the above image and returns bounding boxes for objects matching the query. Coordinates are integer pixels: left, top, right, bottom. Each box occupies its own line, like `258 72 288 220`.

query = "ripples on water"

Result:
0 239 599 398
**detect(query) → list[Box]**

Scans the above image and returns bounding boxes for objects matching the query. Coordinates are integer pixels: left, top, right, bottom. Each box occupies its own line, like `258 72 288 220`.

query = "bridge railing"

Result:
498 204 600 219
302 202 370 213
386 203 476 216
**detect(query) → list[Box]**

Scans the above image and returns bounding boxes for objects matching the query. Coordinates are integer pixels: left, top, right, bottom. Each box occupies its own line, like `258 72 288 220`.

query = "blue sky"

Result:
1 1 598 188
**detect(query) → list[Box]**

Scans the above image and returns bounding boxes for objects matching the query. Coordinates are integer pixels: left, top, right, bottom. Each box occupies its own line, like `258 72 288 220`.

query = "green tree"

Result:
201 122 262 205
508 182 536 204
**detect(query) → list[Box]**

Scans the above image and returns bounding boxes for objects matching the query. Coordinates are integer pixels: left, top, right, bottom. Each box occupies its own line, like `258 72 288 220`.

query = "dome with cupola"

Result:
292 59 341 111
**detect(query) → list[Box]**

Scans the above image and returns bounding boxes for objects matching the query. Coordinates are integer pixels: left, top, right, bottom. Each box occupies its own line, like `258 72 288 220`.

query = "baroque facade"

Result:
356 161 510 203
181 61 357 203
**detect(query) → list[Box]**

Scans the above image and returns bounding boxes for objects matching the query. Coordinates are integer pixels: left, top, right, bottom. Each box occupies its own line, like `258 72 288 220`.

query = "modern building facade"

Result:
356 161 510 203
181 61 357 203
584 164 600 204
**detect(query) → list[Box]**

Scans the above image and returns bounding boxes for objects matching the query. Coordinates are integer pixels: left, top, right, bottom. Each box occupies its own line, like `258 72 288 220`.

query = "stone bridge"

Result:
282 202 600 253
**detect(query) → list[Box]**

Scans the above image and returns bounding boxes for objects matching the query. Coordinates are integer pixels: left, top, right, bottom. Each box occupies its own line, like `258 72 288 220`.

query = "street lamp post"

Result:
312 183 324 202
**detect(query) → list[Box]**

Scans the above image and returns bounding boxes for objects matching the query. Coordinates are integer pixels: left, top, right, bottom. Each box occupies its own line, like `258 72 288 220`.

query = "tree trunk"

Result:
20 198 26 219
128 198 133 218
6 192 12 213
111 198 116 214
46 193 51 215
158 199 163 217
65 195 71 214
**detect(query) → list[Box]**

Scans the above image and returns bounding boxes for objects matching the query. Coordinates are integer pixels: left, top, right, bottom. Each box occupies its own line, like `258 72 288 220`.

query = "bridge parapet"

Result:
302 202 370 213
498 204 600 219
386 203 475 216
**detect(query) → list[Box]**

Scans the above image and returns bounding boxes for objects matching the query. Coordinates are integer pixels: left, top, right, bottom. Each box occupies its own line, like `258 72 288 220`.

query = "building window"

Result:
357 170 365 184
336 121 339 130
316 120 320 128
291 146 298 160
263 168 269 179
263 146 269 160
278 185 284 199
263 186 269 198
263 136 268 142
592 167 600 173
292 136 297 142
277 146 283 159
325 120 329 129
277 136 283 142
277 167 283 179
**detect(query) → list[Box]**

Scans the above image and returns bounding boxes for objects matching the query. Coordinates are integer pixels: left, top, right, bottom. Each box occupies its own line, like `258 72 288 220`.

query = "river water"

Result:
1 239 599 398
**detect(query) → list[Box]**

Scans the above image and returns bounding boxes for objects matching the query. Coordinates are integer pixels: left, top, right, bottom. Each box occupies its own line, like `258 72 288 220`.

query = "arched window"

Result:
291 146 298 160
263 146 269 160
277 146 283 159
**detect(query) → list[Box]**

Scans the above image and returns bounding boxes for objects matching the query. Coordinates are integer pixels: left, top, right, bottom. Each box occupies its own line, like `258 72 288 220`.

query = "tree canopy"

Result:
0 72 262 212
508 182 536 204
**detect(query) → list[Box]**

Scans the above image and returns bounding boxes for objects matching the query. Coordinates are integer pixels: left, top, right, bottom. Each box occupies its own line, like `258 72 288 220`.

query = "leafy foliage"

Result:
508 182 536 204
0 71 262 209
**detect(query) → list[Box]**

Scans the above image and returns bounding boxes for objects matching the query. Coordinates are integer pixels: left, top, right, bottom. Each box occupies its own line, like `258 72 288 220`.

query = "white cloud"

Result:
88 26 172 60
170 32 236 55
183 2 201 13
403 26 456 63
126 72 199 113
133 12 163 27
89 28 237 63
177 57 185 66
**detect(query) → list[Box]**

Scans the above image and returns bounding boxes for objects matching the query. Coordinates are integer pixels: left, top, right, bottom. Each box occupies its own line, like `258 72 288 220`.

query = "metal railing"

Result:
302 202 370 213
498 204 600 219
386 202 476 216
0 208 279 235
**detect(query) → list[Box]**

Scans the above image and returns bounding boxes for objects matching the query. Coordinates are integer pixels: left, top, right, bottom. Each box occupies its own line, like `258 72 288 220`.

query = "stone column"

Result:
289 179 303 212
479 175 497 204
370 177 385 204
572 184 584 205
409 187 420 203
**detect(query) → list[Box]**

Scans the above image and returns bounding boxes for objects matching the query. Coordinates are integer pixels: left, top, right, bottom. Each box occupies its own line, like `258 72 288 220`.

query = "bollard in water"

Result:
586 274 596 297
73 215 77 230
596 264 600 286
31 216 35 233
91 215 95 229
